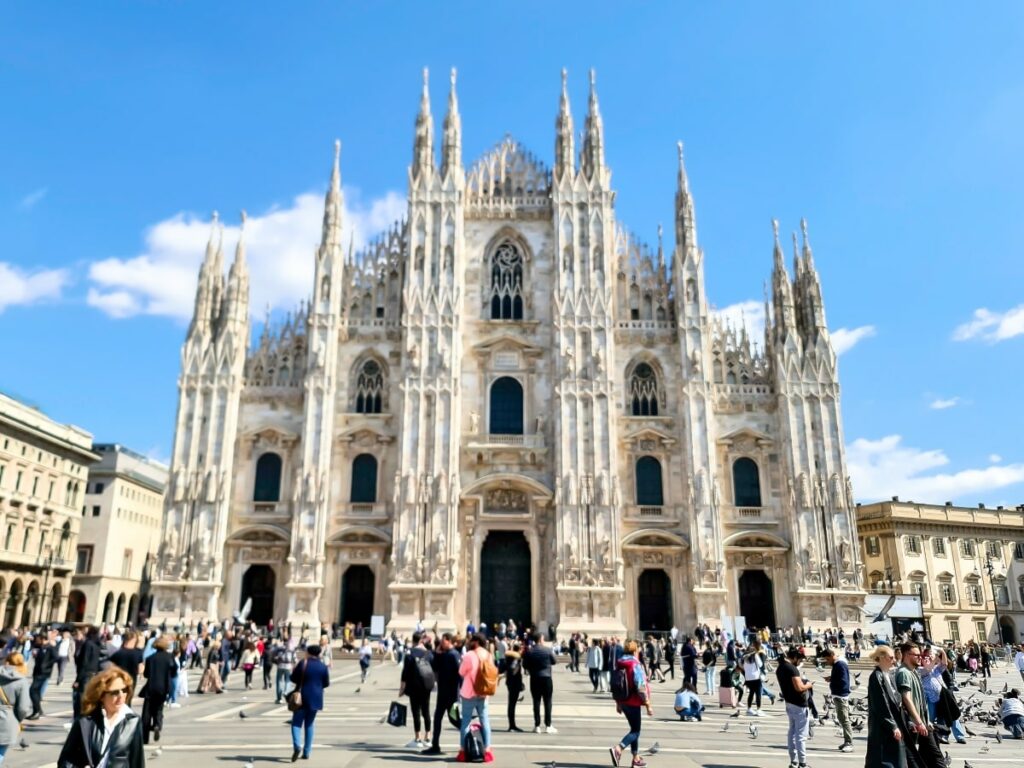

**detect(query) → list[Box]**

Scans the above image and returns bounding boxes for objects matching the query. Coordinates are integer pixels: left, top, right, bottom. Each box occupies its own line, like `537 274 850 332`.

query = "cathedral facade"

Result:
151 69 865 635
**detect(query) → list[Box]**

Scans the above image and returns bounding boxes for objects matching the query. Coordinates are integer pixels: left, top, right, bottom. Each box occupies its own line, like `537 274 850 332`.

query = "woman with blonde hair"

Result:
58 666 144 768
865 645 906 768
609 639 654 768
198 639 224 694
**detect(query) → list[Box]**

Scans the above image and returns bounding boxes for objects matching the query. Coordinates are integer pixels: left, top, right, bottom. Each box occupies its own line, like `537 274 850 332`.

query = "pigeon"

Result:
354 687 361 693
730 709 741 718
965 726 977 737
995 731 1003 744
152 748 163 759
720 722 730 733
239 710 248 719
18 738 28 750
1002 682 1009 693
978 741 989 754
854 672 861 684
748 723 758 739
545 762 557 768
648 742 660 754
965 761 975 768
243 760 254 768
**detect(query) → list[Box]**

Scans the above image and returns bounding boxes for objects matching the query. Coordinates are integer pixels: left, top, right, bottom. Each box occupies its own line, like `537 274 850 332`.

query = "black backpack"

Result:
411 653 435 693
463 724 486 762
610 665 634 702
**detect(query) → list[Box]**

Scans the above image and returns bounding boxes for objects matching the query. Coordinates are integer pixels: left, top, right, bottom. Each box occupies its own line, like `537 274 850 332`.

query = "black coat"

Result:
74 639 102 686
58 709 145 768
431 648 462 700
33 644 57 679
143 650 178 698
866 667 907 768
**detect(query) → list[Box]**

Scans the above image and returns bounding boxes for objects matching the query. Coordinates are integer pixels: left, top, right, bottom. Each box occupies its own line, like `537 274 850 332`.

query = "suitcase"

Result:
718 686 736 708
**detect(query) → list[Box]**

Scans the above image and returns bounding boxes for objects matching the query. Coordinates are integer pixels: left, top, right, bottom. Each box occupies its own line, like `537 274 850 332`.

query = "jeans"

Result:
1004 713 1024 738
276 667 293 702
785 703 810 765
703 667 716 694
530 676 553 727
588 668 601 691
221 657 232 684
618 704 643 755
0 743 8 765
30 677 49 715
834 697 852 744
460 695 492 749
676 701 703 720
56 657 68 685
290 708 317 756
927 699 967 741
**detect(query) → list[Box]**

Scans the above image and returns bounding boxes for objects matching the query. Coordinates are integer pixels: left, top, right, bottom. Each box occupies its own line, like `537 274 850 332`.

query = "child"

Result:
674 681 704 721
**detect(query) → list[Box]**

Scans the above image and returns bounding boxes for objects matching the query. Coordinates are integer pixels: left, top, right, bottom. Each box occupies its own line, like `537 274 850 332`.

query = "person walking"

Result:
523 631 558 734
72 627 103 720
0 653 32 766
399 631 435 749
261 637 274 690
587 639 604 692
457 632 495 762
422 632 461 756
742 642 765 716
701 641 717 696
58 667 145 768
240 641 260 690
823 646 853 752
865 644 906 768
358 639 373 683
273 640 297 704
776 646 813 768
609 639 653 768
27 629 57 720
664 635 676 681
141 636 177 744
289 644 330 762
55 629 72 686
681 636 698 689
198 639 225 694
1014 645 1024 684
503 641 525 731
896 642 944 768
109 631 145 704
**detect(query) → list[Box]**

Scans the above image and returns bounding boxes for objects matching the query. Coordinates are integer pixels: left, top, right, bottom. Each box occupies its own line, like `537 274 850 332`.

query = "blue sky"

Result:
2 2 1022 505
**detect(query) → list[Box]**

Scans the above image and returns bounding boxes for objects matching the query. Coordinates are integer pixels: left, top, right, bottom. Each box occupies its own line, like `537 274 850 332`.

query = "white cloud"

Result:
831 325 876 355
713 300 766 344
928 396 959 410
952 305 1024 343
846 434 1024 504
0 262 69 313
87 187 406 322
18 187 48 210
989 454 1002 463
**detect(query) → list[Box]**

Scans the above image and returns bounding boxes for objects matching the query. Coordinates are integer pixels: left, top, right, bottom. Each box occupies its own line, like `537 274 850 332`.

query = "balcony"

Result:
336 502 389 521
623 504 679 523
464 433 547 467
722 506 778 527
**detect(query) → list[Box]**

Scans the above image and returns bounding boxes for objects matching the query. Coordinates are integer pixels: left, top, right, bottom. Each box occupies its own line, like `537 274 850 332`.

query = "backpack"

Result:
610 660 636 702
473 650 498 696
411 653 436 693
463 722 486 762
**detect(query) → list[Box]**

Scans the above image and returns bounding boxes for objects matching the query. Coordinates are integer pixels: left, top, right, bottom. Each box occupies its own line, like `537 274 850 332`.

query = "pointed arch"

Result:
625 356 665 416
482 228 531 321
351 353 388 413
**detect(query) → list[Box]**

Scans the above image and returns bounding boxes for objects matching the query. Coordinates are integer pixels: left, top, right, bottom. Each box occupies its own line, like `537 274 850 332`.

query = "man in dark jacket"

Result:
422 632 460 756
523 631 558 733
681 636 698 688
289 644 330 762
142 636 178 744
28 629 58 719
72 626 103 719
822 647 853 752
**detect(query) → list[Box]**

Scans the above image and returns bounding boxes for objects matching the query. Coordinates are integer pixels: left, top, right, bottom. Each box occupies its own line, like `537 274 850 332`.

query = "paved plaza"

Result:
12 656 1024 768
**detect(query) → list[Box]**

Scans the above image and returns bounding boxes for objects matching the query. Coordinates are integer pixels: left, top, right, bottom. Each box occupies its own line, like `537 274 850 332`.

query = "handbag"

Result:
387 700 407 727
286 660 306 712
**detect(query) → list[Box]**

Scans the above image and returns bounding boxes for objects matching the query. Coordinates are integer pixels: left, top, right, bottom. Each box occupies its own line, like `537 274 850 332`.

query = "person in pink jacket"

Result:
457 633 494 762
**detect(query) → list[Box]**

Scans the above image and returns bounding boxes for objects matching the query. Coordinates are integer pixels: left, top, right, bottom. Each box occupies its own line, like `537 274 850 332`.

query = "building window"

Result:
489 377 524 435
0 464 4 484
932 537 946 556
31 476 39 496
910 581 928 603
4 525 13 550
905 536 921 555
121 550 133 578
1015 542 1024 560
488 240 524 320
940 582 956 604
22 528 30 552
995 584 1010 606
76 546 92 574
966 583 983 605
95 481 105 494
635 456 664 506
986 541 1002 560
350 454 378 504
253 453 283 502
47 480 54 501
92 505 101 517
628 362 660 416
948 620 960 643
354 359 386 414
974 620 987 641
732 458 762 507
865 536 880 556
15 471 22 491
960 539 976 558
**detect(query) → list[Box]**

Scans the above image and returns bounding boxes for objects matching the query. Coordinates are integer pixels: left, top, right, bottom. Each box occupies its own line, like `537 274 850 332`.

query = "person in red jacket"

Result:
610 640 654 768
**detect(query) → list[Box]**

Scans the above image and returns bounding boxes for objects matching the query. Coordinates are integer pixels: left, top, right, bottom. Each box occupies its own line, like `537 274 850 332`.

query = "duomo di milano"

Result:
151 69 866 635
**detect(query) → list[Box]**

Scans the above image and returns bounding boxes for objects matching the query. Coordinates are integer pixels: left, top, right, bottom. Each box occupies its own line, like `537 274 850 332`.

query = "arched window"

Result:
629 362 659 416
354 359 385 414
253 453 282 502
350 454 378 504
635 457 664 506
732 457 762 507
488 241 524 320
489 377 524 435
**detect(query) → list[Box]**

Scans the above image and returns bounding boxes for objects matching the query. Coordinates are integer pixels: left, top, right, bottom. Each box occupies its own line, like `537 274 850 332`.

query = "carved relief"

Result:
485 488 529 513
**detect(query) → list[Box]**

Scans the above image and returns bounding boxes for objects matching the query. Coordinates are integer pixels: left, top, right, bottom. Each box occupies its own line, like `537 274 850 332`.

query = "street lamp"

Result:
982 554 1004 645
38 525 71 624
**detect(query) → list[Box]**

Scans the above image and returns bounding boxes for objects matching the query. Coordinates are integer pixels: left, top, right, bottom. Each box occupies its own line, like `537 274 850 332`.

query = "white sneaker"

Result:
545 725 558 734
169 703 182 709
405 739 421 749
746 708 757 716
534 726 543 733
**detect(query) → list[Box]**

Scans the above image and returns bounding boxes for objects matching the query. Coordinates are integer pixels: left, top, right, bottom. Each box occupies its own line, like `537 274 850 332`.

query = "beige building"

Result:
857 499 1024 644
71 444 168 625
0 392 98 629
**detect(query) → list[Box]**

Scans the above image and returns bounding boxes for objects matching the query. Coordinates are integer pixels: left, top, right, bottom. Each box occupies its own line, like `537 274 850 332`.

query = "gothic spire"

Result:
319 140 343 257
441 67 462 178
412 67 434 178
224 210 250 326
801 217 815 269
230 210 248 277
580 68 605 180
555 68 575 180
798 218 827 332
189 211 220 336
675 141 697 256
771 218 797 344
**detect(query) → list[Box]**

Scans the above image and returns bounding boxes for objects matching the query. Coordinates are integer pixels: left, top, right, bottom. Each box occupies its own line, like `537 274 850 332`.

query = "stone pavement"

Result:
12 656 1024 768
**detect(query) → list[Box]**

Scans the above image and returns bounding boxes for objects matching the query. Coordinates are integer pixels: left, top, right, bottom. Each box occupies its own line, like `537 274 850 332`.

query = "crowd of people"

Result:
1 617 1023 767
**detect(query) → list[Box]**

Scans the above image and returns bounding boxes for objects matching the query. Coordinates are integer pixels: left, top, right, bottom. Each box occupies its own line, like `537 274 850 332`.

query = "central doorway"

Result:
638 569 672 633
480 531 531 630
240 565 276 626
340 565 375 626
738 570 776 630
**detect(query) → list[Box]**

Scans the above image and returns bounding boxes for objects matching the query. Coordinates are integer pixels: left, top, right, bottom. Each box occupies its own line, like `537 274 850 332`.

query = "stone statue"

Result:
838 538 852 571
554 475 563 504
799 473 811 508
300 529 313 562
845 476 855 509
563 346 575 374
305 473 316 503
165 524 179 557
469 411 480 434
318 471 328 503
404 530 416 566
611 476 620 506
535 414 545 434
173 467 186 502
393 472 402 506
594 347 604 374
436 531 448 564
599 539 612 568
409 343 420 369
596 472 607 505
293 469 303 502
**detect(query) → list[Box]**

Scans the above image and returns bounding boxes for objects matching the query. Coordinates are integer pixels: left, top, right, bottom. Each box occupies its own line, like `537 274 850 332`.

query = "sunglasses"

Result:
103 688 128 698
